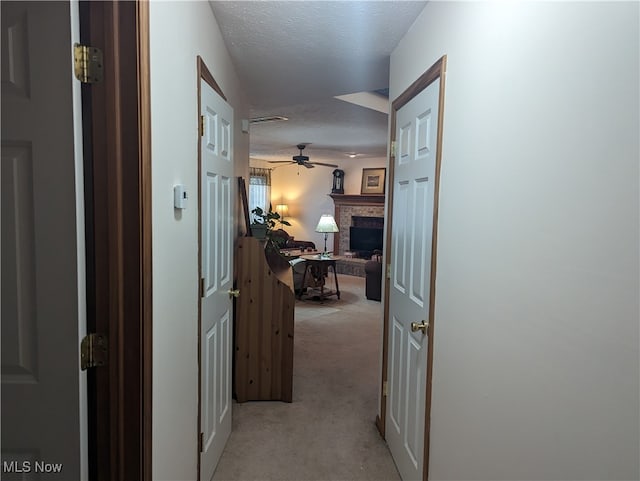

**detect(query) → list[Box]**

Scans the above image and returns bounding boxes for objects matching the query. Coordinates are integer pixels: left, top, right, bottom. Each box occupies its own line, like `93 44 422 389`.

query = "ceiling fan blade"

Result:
302 163 315 168
267 160 296 164
310 162 339 168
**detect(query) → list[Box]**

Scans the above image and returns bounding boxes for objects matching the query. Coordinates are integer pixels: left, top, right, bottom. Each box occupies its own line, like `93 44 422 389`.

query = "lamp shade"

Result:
315 214 339 233
275 204 289 218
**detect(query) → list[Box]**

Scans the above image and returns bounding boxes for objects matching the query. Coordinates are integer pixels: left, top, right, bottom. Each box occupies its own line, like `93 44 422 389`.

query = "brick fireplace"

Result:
329 194 385 256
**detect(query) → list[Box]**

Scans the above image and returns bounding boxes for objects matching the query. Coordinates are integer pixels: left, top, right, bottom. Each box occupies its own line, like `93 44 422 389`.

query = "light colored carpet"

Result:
294 306 340 322
213 275 400 481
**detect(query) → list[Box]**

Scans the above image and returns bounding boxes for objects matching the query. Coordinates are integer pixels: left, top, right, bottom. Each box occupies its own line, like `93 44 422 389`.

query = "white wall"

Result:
149 2 249 479
390 2 639 479
263 156 387 249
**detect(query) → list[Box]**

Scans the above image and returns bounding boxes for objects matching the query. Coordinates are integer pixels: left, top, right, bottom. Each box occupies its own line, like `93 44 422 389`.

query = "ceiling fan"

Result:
268 144 338 169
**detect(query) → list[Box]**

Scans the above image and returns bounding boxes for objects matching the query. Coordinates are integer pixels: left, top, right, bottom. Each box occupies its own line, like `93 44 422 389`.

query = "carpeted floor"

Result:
213 275 400 481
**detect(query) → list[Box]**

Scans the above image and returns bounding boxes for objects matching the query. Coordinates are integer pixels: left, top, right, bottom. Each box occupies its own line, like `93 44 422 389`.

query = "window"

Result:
248 167 271 221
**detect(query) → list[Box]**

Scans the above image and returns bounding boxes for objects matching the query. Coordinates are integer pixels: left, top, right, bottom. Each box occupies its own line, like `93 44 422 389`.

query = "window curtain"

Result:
248 167 271 221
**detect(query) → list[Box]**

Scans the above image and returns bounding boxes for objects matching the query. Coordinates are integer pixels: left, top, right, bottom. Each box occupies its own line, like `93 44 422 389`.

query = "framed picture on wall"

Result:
360 168 386 195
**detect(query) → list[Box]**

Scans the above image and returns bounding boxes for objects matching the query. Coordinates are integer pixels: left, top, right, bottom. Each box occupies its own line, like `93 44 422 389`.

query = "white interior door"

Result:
1 1 85 479
199 80 234 481
386 78 440 481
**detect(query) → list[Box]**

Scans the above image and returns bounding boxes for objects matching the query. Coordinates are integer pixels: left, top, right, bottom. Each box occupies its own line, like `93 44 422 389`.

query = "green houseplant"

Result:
250 206 291 248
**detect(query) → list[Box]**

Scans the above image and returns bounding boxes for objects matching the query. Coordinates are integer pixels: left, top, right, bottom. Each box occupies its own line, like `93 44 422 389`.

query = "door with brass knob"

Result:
410 320 429 334
384 70 443 481
199 78 234 481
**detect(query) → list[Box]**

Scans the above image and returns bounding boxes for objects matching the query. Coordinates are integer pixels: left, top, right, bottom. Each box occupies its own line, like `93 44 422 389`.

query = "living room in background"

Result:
248 167 271 221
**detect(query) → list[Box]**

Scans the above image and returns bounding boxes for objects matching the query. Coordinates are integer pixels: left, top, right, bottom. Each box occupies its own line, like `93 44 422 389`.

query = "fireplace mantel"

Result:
329 194 386 255
329 194 385 206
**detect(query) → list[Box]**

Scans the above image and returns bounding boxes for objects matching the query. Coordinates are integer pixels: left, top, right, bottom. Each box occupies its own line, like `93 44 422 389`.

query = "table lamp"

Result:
315 214 339 256
275 203 289 221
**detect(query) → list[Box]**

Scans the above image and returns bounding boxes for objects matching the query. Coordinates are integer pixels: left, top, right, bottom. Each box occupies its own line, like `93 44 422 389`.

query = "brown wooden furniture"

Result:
297 255 343 302
234 237 294 402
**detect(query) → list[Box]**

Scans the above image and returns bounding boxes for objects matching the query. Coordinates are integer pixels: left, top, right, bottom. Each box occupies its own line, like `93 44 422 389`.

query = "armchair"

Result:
364 258 382 301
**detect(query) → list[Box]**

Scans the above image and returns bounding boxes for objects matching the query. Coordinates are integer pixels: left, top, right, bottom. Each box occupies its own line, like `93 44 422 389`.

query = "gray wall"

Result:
390 2 639 479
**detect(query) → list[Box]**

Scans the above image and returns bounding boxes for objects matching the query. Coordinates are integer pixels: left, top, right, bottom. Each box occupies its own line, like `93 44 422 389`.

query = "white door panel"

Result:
200 80 233 481
386 78 440 481
1 1 84 478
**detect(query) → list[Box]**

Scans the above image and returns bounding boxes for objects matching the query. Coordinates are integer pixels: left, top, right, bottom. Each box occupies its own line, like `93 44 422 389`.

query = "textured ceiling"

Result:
209 1 427 165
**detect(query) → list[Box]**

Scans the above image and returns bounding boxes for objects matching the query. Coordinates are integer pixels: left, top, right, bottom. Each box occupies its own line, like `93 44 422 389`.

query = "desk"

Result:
298 255 343 301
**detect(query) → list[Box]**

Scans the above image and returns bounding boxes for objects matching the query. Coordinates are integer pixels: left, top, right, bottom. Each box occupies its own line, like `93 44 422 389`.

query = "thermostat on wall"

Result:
174 184 188 209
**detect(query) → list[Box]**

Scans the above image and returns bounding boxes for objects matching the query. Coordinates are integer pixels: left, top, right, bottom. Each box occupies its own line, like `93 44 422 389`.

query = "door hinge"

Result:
199 115 205 137
73 43 103 84
390 140 396 158
198 432 204 453
80 333 108 370
386 263 391 280
200 278 205 298
383 381 388 397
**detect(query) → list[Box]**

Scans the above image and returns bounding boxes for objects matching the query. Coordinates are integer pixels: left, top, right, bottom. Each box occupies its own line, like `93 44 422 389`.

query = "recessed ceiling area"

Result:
334 90 389 115
208 1 428 165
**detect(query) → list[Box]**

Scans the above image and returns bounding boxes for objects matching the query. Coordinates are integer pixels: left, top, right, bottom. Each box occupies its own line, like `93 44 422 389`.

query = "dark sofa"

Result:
271 229 316 251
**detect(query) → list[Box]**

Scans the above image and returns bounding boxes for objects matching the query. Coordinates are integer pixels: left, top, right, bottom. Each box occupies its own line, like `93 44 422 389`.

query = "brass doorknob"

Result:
227 289 240 298
410 320 429 334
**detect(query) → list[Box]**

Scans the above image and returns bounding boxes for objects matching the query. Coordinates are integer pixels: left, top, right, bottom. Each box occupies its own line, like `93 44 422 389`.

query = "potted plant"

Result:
250 206 291 248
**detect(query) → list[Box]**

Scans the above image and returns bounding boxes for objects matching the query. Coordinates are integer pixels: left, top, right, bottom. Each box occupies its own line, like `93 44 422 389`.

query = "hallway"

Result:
213 275 400 480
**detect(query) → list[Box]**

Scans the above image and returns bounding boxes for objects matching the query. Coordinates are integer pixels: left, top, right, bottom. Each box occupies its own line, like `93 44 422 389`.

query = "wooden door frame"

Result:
81 1 152 479
196 56 227 481
377 55 447 481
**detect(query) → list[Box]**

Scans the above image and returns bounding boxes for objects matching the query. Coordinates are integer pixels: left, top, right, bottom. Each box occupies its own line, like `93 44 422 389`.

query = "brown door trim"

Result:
198 55 227 101
378 55 447 481
81 1 152 479
139 2 153 478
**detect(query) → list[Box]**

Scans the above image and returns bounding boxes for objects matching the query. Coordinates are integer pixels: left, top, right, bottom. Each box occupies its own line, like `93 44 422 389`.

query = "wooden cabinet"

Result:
234 237 294 402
